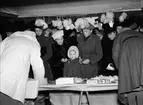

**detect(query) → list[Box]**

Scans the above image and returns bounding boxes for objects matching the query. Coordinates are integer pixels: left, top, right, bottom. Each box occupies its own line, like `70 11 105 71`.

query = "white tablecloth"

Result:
39 83 119 105
39 83 118 91
49 91 118 105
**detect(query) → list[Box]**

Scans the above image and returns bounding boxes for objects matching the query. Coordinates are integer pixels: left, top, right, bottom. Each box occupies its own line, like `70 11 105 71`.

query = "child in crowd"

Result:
63 46 84 78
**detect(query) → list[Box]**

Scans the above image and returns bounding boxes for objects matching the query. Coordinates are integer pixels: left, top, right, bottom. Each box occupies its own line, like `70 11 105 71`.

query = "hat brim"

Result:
83 24 94 30
34 26 43 30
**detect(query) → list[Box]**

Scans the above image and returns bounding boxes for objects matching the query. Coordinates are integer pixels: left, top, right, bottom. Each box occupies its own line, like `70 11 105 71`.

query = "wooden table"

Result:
39 83 118 105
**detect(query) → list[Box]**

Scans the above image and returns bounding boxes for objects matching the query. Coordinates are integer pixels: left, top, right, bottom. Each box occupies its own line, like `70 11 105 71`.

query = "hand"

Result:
82 59 90 64
79 57 83 64
61 58 68 62
39 78 48 85
106 63 115 70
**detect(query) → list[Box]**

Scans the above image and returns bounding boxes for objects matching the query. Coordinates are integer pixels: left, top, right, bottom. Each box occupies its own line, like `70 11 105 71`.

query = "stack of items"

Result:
86 75 118 84
55 77 84 85
55 76 118 85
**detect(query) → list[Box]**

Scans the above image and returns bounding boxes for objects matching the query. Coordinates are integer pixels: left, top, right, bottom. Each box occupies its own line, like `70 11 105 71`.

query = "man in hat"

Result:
78 23 103 78
112 18 143 105
0 30 46 105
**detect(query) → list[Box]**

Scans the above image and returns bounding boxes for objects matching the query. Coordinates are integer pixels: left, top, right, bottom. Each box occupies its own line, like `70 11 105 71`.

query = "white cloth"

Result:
50 92 118 105
0 30 45 103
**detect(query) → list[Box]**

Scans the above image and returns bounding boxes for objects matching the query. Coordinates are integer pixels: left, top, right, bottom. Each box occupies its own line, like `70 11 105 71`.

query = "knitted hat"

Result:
68 46 79 59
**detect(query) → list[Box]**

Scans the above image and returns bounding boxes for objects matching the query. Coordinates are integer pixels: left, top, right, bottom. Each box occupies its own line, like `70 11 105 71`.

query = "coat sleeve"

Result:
41 43 53 62
89 36 103 64
112 38 120 69
30 43 45 85
63 62 68 77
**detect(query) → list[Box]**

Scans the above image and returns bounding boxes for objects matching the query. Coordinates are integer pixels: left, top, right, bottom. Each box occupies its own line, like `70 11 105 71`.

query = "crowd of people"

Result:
0 11 143 105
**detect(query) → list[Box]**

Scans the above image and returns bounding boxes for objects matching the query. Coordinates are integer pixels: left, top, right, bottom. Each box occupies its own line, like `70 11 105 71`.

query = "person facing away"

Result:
0 30 46 105
78 23 103 79
112 19 143 105
34 25 54 81
63 46 84 78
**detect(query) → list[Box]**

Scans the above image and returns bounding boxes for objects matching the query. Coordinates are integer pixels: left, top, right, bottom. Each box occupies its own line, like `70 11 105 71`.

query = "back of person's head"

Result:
118 16 136 29
4 23 16 37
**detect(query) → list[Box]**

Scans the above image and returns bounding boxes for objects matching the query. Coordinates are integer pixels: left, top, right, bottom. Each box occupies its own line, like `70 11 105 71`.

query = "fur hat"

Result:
83 23 94 30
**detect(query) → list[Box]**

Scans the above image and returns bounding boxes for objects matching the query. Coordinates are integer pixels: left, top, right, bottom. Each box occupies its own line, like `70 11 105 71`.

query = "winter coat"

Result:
78 33 103 78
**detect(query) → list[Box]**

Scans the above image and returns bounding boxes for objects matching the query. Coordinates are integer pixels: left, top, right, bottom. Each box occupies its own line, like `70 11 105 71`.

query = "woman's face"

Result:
69 50 76 60
35 28 43 36
117 26 123 34
83 29 92 37
44 29 51 37
108 32 116 40
55 36 64 45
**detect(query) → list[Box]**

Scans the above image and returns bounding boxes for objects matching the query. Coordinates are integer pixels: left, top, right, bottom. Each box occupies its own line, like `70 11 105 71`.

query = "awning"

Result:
0 0 142 17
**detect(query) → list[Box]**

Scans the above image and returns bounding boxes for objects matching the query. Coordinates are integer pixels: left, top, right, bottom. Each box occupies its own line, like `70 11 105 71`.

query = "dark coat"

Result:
99 34 117 75
78 33 103 78
36 35 53 80
49 40 70 79
36 35 53 62
63 58 83 78
112 29 143 69
49 40 69 68
112 29 143 104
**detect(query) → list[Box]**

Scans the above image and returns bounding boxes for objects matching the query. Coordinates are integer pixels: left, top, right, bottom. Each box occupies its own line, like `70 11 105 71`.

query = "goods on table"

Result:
55 76 118 85
86 75 118 84
55 77 84 85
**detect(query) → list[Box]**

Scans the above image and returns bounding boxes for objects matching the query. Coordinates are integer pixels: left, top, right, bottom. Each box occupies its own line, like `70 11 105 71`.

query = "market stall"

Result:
26 76 118 105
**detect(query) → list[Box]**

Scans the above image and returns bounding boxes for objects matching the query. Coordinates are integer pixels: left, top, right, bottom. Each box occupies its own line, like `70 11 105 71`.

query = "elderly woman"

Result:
49 30 70 80
78 23 103 79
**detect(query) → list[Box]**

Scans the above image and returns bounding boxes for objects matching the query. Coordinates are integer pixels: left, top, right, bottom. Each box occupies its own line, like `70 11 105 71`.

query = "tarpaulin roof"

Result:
0 0 142 17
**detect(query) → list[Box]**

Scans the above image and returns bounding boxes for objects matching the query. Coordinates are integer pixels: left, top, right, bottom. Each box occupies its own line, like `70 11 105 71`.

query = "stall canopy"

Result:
0 0 143 17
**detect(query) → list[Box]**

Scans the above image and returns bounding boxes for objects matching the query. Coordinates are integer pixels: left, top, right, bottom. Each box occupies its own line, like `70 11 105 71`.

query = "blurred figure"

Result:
35 26 43 36
0 30 46 105
93 28 104 40
98 23 117 76
112 19 143 105
64 29 78 46
35 26 54 81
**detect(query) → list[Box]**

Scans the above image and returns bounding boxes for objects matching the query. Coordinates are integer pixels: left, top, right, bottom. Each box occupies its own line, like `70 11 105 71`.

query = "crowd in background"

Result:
1 11 143 105
0 11 143 82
